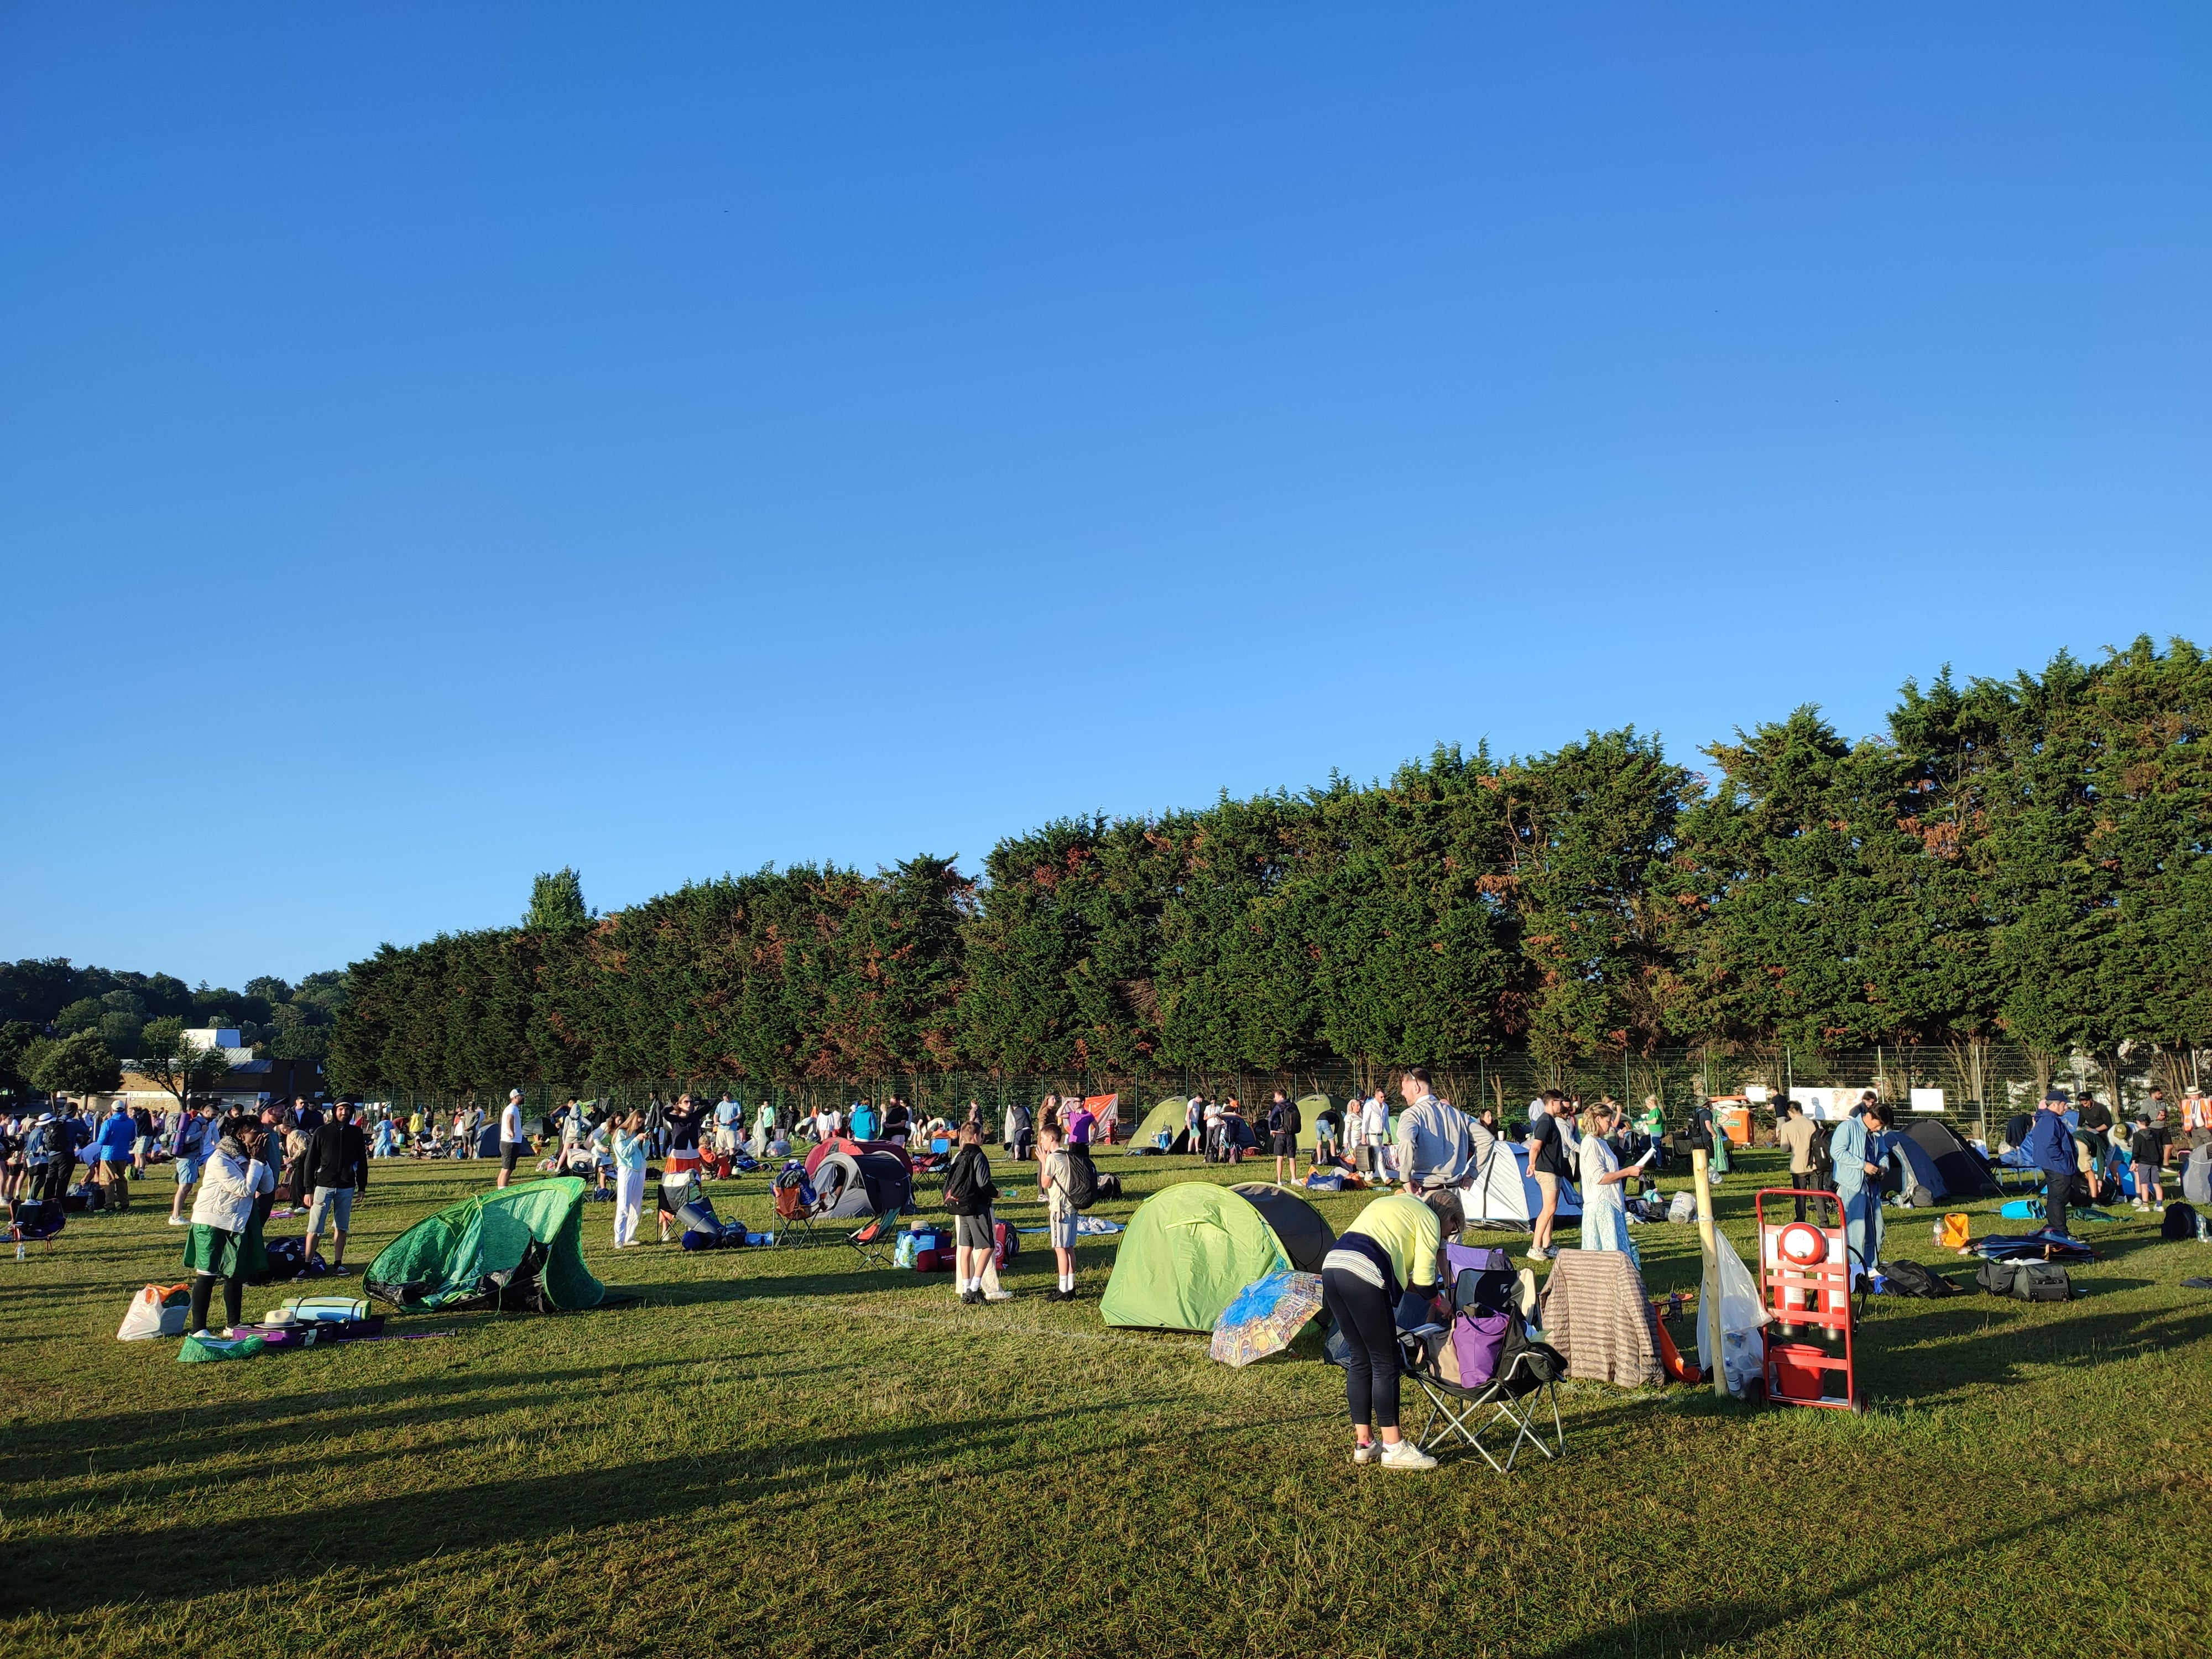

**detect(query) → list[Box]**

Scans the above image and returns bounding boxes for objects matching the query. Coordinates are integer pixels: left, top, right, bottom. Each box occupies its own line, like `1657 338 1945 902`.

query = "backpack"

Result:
1875 1259 1956 1298
1808 1125 1835 1180
942 1150 990 1214
1058 1144 1099 1211
2162 1201 2201 1241
2010 1262 2072 1302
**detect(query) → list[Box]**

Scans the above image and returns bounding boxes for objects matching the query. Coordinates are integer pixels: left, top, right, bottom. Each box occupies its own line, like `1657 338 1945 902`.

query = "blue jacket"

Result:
2025 1109 2077 1175
95 1113 137 1161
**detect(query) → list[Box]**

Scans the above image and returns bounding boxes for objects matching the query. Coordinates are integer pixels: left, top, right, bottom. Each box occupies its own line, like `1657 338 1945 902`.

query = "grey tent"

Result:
815 1150 912 1219
1227 1183 1334 1271
1900 1118 2002 1201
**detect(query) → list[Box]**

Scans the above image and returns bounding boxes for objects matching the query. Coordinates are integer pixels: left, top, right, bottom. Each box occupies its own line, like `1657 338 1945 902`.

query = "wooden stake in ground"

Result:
1691 1142 1728 1400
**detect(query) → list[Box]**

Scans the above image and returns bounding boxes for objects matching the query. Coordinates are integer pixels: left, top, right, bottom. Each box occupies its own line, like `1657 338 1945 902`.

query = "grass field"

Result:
4 1141 2210 1658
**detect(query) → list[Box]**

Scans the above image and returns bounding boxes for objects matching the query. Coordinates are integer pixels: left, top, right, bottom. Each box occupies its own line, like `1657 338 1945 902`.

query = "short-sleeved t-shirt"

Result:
1042 1148 1074 1218
1776 1115 1819 1174
1342 1193 1443 1293
1530 1113 1571 1177
500 1103 523 1143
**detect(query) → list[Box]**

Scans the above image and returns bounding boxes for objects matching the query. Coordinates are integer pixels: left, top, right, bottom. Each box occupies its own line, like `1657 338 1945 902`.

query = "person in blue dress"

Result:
1828 1095 1892 1282
1575 1099 1642 1267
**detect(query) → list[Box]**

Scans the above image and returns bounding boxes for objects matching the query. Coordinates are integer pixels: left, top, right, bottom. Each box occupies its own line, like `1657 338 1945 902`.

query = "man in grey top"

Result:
1393 1068 1471 1192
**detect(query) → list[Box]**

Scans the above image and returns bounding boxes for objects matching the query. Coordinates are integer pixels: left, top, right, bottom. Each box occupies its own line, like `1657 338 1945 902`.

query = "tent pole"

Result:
1692 1141 1726 1400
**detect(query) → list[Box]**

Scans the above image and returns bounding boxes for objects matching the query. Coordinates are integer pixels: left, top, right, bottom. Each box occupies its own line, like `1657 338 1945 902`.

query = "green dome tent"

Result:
366 1176 605 1313
1100 1182 1333 1332
1293 1094 1334 1153
1133 1097 1191 1151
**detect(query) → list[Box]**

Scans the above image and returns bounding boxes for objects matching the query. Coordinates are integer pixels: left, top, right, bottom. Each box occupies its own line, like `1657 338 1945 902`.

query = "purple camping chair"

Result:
1399 1242 1565 1472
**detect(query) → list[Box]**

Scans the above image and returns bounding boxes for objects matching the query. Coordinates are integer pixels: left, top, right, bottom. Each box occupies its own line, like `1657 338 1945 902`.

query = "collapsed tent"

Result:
366 1176 604 1313
811 1150 912 1220
1463 1139 1583 1228
1897 1118 2003 1200
1101 1182 1333 1331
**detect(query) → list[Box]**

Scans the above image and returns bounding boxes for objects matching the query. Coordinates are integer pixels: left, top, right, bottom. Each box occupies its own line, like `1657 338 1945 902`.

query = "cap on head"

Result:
509 1089 524 1100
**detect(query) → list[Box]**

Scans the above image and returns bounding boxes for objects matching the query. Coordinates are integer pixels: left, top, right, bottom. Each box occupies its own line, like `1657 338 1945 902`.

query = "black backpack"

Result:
1058 1144 1099 1211
1876 1259 1957 1298
942 1150 990 1215
2162 1201 2201 1241
1809 1125 1835 1181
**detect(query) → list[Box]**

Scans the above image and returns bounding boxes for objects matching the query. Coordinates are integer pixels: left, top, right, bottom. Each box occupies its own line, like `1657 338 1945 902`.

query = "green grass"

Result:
4 1145 2210 1658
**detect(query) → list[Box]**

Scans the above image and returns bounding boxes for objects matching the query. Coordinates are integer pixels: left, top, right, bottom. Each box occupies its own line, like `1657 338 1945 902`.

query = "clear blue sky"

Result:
3 6 2207 990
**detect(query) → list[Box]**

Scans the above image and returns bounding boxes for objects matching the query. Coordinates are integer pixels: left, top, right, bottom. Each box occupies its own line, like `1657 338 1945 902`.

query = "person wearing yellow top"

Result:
1321 1098 1465 1473
1342 1191 1447 1293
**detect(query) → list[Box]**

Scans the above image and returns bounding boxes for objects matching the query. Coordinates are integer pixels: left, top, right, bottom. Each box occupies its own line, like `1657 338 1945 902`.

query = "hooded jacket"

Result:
189 1136 275 1233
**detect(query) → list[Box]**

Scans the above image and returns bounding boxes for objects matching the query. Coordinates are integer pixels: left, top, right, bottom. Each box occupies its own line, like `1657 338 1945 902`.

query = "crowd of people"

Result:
9 1069 2204 1346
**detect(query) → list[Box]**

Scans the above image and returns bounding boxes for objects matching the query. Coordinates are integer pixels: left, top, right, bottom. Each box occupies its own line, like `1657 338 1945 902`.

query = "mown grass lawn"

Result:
4 1142 2209 1658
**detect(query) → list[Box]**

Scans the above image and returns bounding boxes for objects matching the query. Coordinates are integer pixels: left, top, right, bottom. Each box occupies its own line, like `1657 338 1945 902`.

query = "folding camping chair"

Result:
1400 1263 1566 1473
8 1197 65 1259
847 1209 898 1270
770 1165 828 1248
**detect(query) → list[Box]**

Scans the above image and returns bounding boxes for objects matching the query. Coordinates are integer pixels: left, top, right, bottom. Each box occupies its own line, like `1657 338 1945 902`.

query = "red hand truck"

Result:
1754 1188 1865 1413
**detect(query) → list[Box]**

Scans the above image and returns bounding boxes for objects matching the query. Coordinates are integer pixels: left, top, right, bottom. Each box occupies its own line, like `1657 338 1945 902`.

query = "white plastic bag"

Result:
1696 1229 1770 1398
1667 1190 1698 1224
117 1284 189 1341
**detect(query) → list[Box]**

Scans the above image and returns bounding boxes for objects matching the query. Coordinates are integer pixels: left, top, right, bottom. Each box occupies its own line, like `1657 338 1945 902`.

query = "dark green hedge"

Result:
330 637 2212 1093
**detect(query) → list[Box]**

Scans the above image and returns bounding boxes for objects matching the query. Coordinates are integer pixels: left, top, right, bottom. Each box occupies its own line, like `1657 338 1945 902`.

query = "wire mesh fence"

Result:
352 1042 2208 1141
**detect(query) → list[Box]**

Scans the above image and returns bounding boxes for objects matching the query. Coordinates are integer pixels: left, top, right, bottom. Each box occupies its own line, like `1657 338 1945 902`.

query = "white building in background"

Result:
80 1030 282 1119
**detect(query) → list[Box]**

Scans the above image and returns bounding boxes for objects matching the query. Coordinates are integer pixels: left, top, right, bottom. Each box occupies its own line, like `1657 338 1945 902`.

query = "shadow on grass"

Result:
0 1352 802 1491
1540 1489 2150 1658
3 1395 1207 1618
1855 1297 2212 1399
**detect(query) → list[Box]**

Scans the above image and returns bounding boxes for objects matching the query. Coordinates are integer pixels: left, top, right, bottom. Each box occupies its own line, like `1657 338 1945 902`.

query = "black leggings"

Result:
1322 1267 1402 1431
189 1268 243 1333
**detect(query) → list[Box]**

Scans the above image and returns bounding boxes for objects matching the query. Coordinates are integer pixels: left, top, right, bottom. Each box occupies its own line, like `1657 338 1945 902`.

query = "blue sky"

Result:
3 6 2207 989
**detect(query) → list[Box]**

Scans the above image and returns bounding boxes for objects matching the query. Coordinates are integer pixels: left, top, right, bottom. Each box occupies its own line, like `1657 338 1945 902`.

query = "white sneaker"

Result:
1351 1441 1383 1465
167 1217 187 1226
983 1288 1014 1302
1379 1441 1438 1470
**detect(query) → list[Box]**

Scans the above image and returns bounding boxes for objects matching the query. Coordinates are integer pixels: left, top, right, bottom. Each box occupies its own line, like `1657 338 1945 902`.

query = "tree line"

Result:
0 963 346 1108
328 638 2211 1098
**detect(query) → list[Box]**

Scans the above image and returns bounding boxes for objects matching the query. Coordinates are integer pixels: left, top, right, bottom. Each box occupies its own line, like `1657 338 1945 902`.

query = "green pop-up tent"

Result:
366 1176 604 1313
1294 1094 1334 1153
1100 1181 1333 1332
1132 1098 1191 1151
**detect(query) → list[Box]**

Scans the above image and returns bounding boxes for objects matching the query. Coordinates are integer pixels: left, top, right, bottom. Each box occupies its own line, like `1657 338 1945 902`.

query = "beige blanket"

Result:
1537 1249 1663 1387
